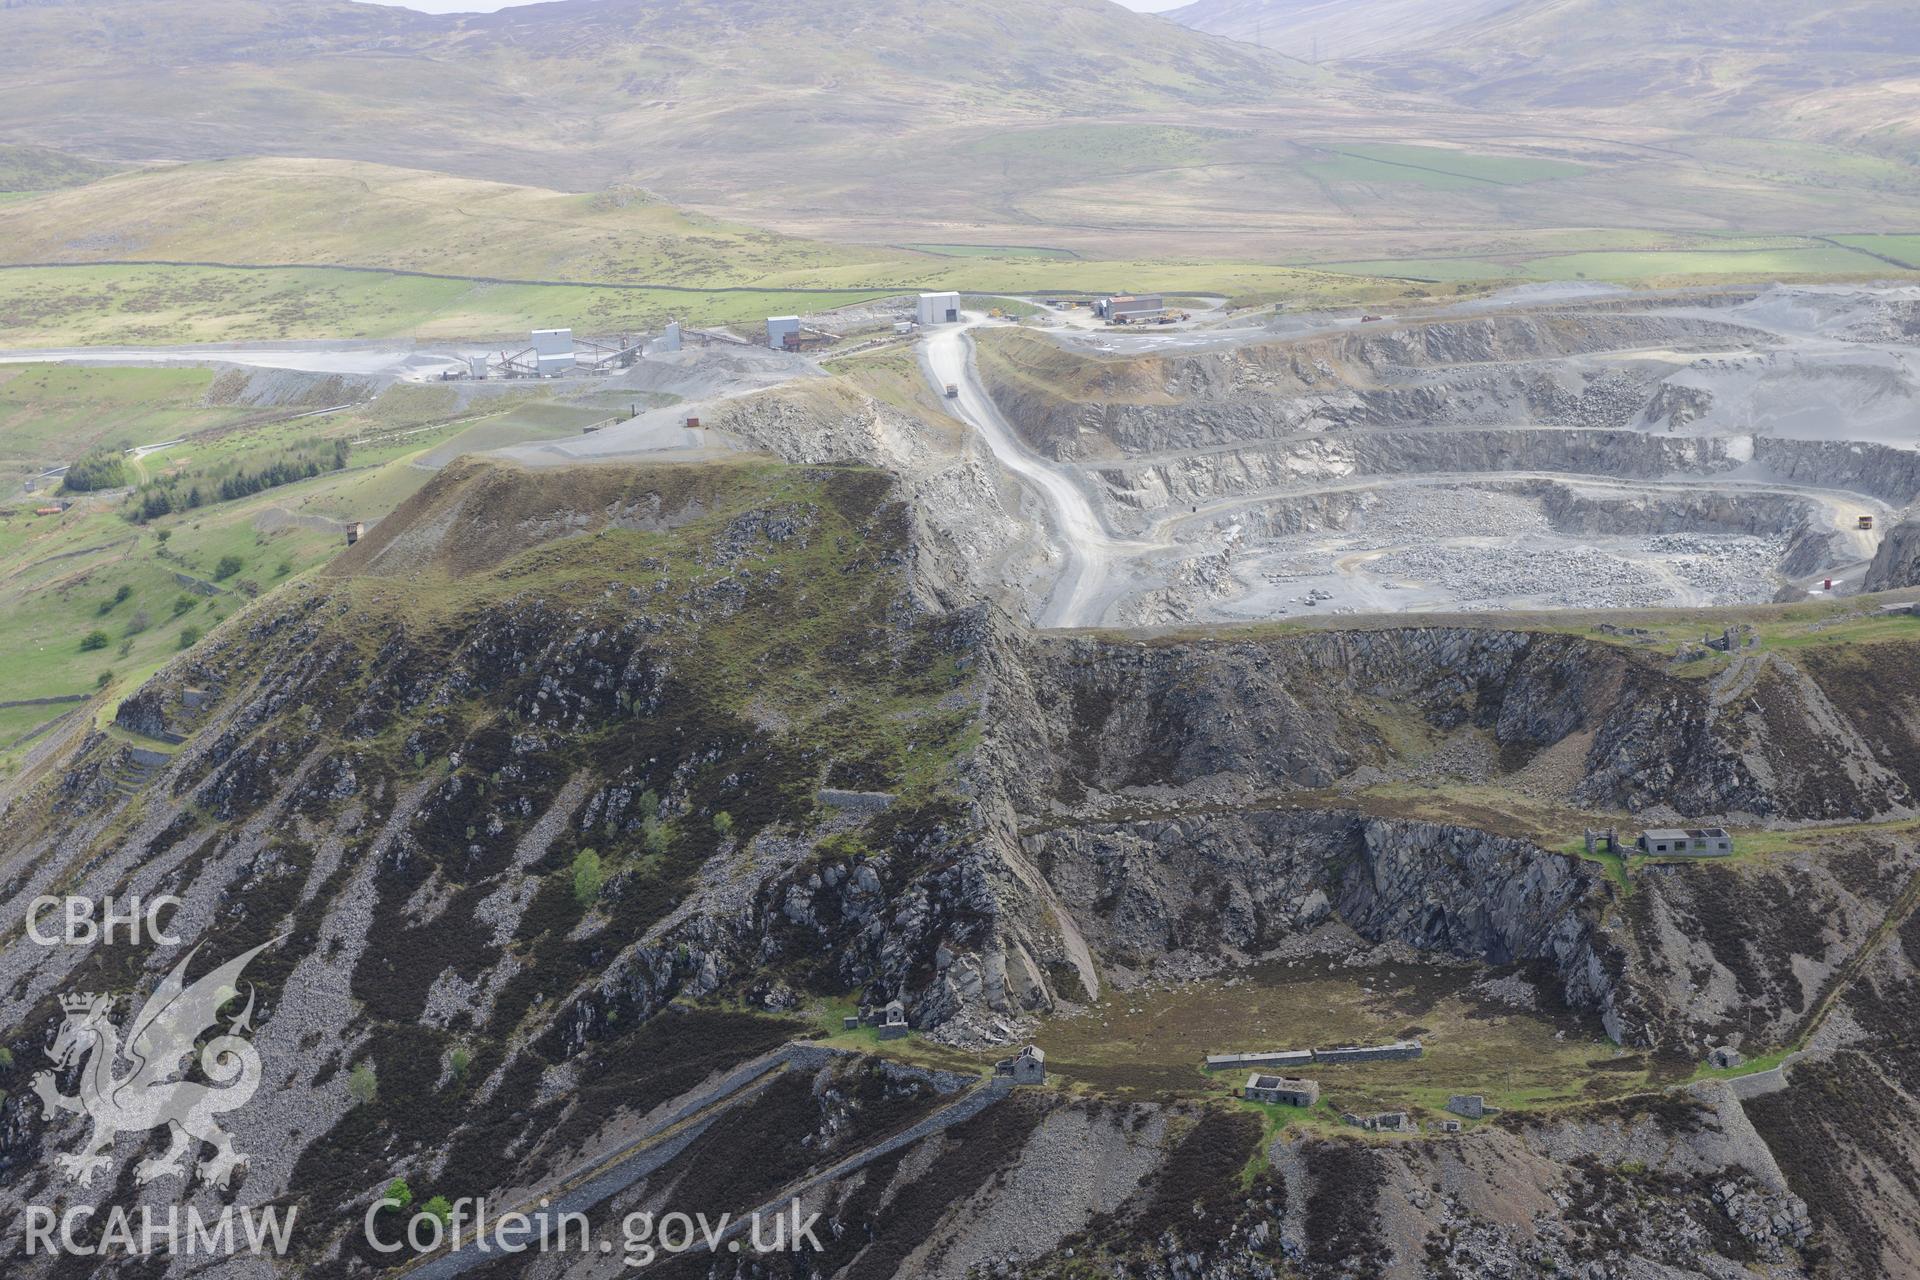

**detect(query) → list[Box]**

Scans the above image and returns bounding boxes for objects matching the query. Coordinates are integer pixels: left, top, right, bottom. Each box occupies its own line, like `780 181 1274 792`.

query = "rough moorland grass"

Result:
0 263 908 345
1026 961 1638 1120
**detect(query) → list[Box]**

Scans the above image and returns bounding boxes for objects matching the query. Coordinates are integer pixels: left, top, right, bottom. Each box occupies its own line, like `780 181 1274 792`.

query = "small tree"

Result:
448 1045 472 1085
384 1177 413 1211
572 849 603 906
171 594 196 618
420 1195 452 1227
124 608 151 637
213 554 243 581
348 1062 378 1106
712 811 734 839
641 814 669 856
178 626 202 650
79 630 109 652
95 671 113 689
154 529 171 545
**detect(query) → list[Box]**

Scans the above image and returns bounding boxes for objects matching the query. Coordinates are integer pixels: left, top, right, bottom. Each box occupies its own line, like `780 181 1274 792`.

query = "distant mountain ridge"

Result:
1163 0 1517 62
1167 0 1920 157
0 0 1312 183
1 0 1917 271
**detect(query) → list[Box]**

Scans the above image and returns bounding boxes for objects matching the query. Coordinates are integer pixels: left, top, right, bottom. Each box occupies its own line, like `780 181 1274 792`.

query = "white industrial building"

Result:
767 315 801 350
917 292 961 326
531 328 575 377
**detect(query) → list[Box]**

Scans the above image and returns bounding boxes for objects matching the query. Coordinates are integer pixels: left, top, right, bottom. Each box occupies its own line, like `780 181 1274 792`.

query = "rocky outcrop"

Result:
1865 517 1920 591
711 378 1041 615
1028 807 1630 1030
981 622 1915 824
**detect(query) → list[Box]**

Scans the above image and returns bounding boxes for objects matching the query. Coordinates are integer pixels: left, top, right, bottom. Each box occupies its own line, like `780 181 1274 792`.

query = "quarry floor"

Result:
937 284 1920 627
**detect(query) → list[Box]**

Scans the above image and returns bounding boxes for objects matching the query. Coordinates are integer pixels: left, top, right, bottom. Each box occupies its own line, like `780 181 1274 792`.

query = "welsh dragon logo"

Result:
32 937 277 1188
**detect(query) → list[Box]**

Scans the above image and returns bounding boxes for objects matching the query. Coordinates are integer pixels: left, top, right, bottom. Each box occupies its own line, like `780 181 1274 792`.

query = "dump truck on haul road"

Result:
945 383 959 398
1860 514 1876 530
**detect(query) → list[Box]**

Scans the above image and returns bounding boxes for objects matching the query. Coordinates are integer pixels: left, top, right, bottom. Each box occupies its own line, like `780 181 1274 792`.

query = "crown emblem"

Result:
59 992 105 1015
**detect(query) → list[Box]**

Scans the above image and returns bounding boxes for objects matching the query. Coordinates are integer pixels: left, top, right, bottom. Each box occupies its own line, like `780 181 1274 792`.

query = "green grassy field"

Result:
903 243 1079 260
0 364 253 483
1305 143 1588 190
1830 234 1920 269
1308 235 1913 285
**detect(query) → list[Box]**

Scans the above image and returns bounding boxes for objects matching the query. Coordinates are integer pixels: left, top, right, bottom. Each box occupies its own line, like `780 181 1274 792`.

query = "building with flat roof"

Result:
917 292 961 326
1244 1073 1319 1107
1100 294 1166 323
1637 827 1733 857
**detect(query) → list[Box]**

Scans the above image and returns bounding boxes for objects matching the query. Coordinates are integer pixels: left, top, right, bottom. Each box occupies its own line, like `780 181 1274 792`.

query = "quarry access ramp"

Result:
712 1075 1014 1248
401 1043 803 1278
401 1043 1001 1278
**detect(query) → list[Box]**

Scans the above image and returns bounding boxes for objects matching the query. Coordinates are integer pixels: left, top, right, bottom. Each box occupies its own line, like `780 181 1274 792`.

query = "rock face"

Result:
1865 517 1920 591
982 624 1918 824
1028 809 1626 1027
981 313 1771 461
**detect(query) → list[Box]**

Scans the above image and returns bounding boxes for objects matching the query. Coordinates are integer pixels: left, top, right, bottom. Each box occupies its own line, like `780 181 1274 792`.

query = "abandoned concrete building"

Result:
1207 1040 1421 1071
1244 1074 1320 1107
1446 1094 1499 1119
1637 827 1734 857
1313 1040 1424 1065
1708 1046 1746 1069
994 1045 1047 1085
877 999 909 1040
1430 1119 1463 1133
1206 1049 1314 1072
1343 1111 1414 1133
